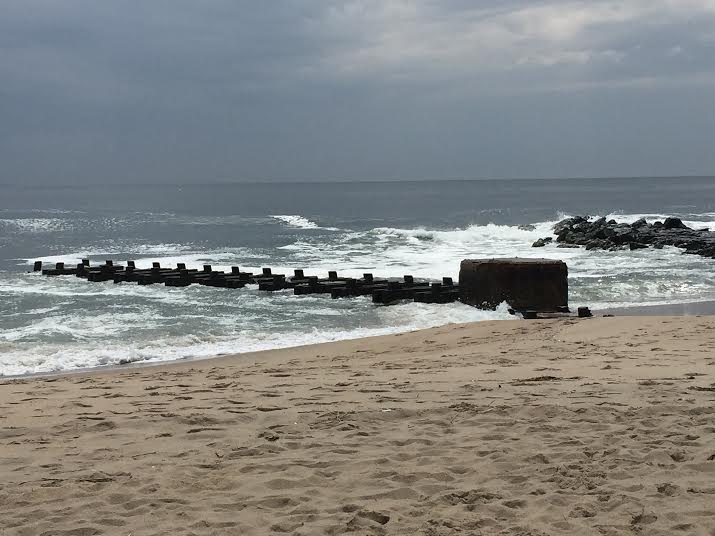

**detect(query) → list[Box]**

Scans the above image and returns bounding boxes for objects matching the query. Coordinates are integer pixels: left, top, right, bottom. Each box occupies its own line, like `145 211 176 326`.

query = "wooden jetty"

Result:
32 260 462 306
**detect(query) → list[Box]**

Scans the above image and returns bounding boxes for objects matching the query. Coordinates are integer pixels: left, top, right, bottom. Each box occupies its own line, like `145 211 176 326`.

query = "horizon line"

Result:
2 174 714 189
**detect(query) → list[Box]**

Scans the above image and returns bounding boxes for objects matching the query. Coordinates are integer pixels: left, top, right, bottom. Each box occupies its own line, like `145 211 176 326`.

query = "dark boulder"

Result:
586 239 611 250
585 226 609 240
554 216 588 235
663 217 687 230
610 227 636 245
629 242 648 250
532 237 553 248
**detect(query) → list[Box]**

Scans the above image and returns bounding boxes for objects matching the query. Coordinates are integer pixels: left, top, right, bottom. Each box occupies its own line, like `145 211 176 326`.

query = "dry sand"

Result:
1 315 714 536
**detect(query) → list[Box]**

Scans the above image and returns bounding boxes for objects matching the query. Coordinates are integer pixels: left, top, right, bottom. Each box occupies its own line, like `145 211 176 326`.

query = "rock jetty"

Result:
533 216 715 259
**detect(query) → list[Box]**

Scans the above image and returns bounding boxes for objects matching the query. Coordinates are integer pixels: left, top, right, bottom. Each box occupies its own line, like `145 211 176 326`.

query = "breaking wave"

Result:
2 209 713 377
270 214 340 231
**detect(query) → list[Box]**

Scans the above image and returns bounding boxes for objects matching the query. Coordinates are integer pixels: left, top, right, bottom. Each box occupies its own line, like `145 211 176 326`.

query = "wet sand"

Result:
1 315 714 535
600 300 715 317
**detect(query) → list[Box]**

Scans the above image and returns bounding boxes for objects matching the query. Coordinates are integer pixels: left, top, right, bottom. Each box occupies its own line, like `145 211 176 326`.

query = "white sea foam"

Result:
277 220 562 279
270 214 340 231
602 212 715 230
275 218 714 308
0 218 72 233
0 301 514 376
22 243 202 267
0 216 136 234
0 312 153 343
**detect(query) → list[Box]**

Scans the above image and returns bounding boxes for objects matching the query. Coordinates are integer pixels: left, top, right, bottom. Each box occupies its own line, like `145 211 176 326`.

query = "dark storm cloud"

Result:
1 0 715 184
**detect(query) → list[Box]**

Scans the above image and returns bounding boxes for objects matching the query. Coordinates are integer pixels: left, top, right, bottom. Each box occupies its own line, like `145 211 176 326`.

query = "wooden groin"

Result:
33 260 461 306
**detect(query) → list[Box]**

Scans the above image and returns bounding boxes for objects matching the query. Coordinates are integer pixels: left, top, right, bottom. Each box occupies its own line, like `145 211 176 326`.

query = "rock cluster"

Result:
533 216 715 259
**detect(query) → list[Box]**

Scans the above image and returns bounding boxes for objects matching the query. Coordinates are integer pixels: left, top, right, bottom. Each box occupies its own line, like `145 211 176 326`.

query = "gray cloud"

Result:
1 0 715 184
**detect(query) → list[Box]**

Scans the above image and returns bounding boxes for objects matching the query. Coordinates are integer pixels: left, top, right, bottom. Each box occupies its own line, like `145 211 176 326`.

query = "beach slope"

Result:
1 316 714 535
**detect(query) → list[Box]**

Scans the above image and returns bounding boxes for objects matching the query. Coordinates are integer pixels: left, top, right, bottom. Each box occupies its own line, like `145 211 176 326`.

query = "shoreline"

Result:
4 299 713 381
599 299 715 316
1 315 714 535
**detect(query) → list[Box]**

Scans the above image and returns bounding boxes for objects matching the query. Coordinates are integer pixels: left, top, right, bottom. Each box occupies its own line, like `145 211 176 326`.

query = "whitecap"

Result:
270 214 340 231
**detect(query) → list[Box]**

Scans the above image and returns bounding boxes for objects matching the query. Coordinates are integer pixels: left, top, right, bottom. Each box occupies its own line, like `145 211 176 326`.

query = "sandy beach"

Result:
1 315 714 536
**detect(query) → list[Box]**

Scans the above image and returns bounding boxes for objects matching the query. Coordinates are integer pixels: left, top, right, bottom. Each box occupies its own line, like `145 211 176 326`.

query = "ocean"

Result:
1 177 714 376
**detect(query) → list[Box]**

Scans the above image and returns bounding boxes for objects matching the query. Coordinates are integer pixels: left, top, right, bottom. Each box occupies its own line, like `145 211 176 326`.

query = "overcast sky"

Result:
2 0 715 184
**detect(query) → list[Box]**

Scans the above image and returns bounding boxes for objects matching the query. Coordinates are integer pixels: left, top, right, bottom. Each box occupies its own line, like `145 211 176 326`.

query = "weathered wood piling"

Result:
32 260 460 306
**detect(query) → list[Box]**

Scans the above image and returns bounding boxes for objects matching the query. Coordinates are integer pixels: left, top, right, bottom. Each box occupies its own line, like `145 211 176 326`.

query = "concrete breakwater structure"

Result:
459 258 569 313
33 257 591 317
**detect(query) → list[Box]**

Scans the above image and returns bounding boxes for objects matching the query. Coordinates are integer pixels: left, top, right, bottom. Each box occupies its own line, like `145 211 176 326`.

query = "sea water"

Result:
1 177 713 375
